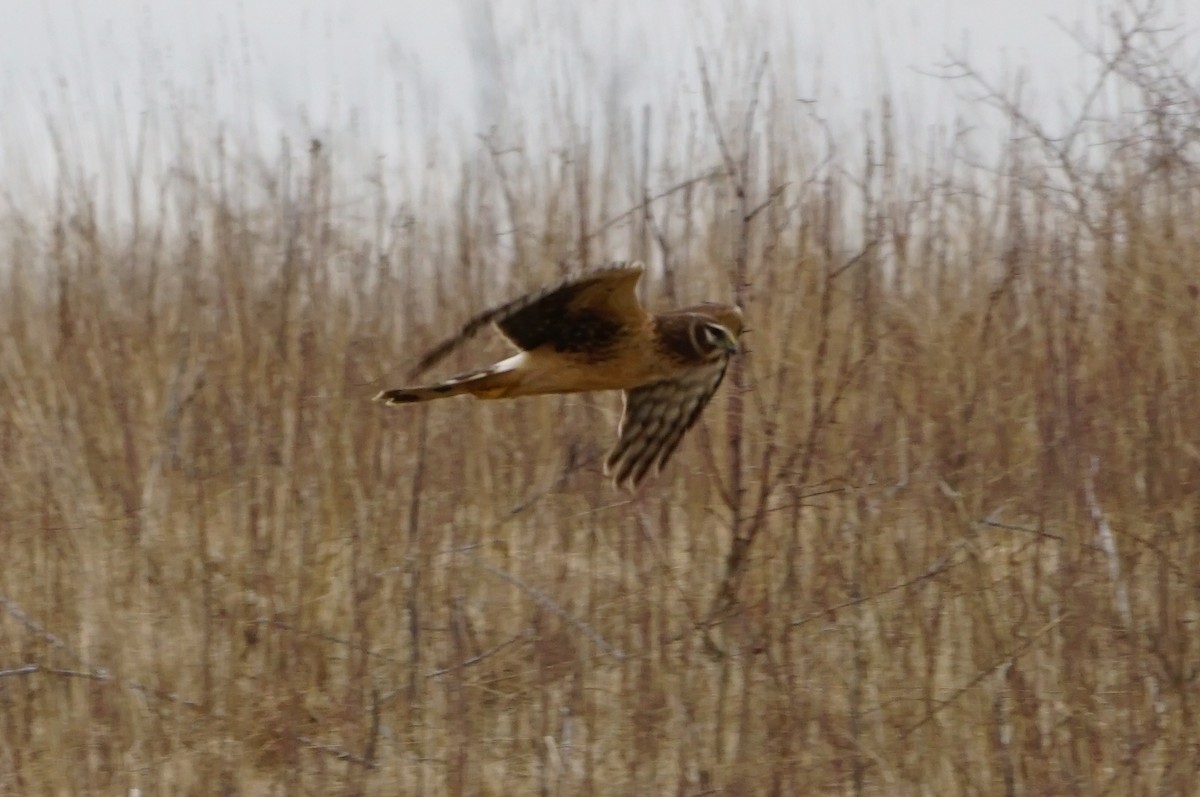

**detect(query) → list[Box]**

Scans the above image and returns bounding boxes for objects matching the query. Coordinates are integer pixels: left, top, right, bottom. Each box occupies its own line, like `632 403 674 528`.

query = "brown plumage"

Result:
375 261 743 488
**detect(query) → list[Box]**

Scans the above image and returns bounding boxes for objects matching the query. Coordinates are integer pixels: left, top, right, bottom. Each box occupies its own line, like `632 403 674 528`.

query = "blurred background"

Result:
5 0 1196 203
1 2 1198 795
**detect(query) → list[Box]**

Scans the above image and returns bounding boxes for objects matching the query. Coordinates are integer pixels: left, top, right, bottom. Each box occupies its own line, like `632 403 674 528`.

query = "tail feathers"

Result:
374 379 477 404
375 358 522 405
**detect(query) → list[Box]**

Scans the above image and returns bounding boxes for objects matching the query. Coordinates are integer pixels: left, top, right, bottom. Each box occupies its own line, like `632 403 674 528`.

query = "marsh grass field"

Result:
2 8 1199 795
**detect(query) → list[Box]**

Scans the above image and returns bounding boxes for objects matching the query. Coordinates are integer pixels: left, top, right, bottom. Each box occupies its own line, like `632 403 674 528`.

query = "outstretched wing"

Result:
407 261 647 379
603 360 730 489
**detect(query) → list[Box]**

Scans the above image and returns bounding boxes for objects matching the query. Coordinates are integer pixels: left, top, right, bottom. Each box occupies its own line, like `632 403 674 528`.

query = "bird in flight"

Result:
375 261 743 488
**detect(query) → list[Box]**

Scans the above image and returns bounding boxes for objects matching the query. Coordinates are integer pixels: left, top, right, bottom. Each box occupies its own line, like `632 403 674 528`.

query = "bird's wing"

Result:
603 359 729 489
407 261 647 379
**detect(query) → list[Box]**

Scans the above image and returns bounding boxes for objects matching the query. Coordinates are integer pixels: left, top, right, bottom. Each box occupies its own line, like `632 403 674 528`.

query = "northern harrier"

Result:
375 261 743 488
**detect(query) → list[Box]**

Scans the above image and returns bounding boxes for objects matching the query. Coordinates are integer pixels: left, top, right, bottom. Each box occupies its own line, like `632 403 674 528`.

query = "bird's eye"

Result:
702 323 727 347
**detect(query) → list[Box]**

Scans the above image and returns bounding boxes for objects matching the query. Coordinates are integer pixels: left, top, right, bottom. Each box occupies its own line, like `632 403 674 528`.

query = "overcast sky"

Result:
1 0 1196 197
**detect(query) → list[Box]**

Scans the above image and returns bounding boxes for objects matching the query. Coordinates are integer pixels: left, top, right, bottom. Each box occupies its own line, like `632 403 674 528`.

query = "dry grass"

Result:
2 10 1200 796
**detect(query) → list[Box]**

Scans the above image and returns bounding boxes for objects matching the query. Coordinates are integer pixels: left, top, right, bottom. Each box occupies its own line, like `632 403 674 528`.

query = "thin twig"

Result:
297 735 378 769
477 562 626 661
900 616 1065 736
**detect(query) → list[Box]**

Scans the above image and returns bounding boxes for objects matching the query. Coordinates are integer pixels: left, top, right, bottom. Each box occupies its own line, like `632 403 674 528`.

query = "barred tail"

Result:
374 355 525 404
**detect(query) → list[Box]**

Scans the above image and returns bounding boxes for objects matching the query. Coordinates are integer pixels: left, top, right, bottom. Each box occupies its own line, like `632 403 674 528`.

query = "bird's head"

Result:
690 305 744 360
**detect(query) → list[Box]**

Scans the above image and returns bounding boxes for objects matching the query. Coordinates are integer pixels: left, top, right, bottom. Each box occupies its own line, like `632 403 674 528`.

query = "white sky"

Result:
0 0 1196 198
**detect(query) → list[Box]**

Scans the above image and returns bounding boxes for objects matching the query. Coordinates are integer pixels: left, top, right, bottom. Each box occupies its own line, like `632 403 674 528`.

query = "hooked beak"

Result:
729 327 750 354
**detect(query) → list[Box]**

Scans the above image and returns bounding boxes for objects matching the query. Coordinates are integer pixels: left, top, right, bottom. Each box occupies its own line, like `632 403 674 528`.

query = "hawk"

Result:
375 261 743 488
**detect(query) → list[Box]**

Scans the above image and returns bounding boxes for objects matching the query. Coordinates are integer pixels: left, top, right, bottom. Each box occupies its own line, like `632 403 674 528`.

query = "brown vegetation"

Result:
1 7 1198 795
